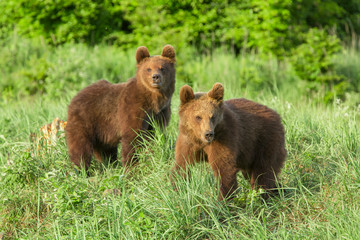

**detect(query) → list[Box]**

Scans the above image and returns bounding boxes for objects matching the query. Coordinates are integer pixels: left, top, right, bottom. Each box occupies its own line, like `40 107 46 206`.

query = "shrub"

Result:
290 28 345 103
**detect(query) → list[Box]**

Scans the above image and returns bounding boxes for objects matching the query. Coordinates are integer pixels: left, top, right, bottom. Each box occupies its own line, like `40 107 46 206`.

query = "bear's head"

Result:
179 83 224 144
136 45 176 93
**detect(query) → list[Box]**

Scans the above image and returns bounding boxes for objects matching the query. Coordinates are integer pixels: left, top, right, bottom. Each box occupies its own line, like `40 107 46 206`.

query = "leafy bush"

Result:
1 0 357 54
290 0 360 45
290 28 345 102
0 0 127 45
1 0 360 103
221 0 292 55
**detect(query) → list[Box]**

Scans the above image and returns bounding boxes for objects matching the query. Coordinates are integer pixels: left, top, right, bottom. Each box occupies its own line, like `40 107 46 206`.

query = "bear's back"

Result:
224 98 284 146
225 98 281 124
67 80 127 126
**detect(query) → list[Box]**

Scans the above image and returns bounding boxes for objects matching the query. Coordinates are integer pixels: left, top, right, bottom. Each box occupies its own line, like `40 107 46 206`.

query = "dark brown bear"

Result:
172 83 286 201
66 45 176 171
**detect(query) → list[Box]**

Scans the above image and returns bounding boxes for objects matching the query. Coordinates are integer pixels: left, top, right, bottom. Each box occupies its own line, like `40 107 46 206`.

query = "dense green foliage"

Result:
1 0 359 51
0 44 359 238
1 0 360 103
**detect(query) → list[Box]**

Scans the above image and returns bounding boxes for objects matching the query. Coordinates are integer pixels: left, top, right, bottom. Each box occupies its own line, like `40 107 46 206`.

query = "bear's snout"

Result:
152 73 162 86
204 130 215 142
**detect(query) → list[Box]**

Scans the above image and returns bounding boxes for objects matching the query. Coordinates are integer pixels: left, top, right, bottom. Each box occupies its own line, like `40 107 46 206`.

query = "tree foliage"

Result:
1 0 359 52
0 0 359 103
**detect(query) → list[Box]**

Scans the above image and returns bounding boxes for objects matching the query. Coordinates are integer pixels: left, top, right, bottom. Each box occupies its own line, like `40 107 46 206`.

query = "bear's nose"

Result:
204 131 214 142
152 74 161 83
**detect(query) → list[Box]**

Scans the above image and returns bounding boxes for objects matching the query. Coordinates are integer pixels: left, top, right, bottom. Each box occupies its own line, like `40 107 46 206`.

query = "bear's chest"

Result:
148 96 170 114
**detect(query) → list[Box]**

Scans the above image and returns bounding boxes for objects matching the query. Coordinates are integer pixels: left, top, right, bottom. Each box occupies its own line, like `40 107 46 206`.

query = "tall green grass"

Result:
0 40 359 239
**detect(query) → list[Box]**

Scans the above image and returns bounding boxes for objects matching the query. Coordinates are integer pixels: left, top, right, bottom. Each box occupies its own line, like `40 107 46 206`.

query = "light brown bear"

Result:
66 45 176 171
172 83 286 201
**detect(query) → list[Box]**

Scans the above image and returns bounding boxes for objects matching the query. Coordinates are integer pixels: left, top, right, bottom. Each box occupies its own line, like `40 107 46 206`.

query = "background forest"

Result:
1 0 360 103
0 0 360 239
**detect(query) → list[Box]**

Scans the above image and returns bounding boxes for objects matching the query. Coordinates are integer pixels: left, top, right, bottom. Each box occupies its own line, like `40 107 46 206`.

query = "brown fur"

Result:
172 83 286 201
66 45 176 171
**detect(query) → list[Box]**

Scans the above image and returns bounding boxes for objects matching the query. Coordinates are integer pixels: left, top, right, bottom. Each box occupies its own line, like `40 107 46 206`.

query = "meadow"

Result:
0 39 360 239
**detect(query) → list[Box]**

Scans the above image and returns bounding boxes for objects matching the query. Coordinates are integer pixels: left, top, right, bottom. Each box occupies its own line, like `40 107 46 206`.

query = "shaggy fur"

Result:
172 83 286 201
66 45 176 171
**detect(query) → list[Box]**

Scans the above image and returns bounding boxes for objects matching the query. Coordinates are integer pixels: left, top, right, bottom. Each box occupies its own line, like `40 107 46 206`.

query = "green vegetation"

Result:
1 35 360 104
1 0 360 102
0 41 360 238
1 0 359 50
0 0 360 238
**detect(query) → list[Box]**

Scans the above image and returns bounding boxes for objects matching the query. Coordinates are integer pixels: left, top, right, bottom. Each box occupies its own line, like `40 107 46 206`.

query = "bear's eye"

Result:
160 67 166 72
147 68 151 72
210 115 216 122
195 116 202 121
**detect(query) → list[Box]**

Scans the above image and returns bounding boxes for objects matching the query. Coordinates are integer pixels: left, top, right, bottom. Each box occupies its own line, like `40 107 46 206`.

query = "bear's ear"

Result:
161 45 176 61
180 85 195 105
136 46 150 64
208 83 224 102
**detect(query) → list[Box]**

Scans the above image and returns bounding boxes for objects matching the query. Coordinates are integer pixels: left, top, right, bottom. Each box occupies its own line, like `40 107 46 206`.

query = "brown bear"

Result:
172 83 286 201
66 45 176 171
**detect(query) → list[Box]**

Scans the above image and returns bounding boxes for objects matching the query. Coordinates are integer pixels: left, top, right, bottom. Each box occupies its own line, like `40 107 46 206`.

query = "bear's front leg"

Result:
206 144 239 201
210 162 238 201
154 103 171 132
171 134 204 187
120 112 148 168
